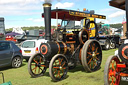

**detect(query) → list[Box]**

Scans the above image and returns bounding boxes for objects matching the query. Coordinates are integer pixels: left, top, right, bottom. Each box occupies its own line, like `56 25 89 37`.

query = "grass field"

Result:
0 49 127 85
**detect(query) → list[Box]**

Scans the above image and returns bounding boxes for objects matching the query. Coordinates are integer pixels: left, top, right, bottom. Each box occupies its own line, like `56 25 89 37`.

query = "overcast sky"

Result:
0 0 125 29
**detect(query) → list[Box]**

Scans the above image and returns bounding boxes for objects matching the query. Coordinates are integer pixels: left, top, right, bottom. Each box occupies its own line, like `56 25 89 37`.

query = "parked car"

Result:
0 41 23 68
21 39 47 61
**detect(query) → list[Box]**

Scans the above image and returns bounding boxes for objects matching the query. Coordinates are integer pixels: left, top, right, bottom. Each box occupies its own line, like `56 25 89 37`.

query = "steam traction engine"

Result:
104 0 128 85
28 3 106 81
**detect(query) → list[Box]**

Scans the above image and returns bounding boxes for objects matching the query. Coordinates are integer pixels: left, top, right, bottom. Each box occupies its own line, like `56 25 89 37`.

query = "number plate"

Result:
121 77 128 81
24 50 31 53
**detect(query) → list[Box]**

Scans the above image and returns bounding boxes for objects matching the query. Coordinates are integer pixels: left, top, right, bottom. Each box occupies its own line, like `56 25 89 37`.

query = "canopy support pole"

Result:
125 0 128 39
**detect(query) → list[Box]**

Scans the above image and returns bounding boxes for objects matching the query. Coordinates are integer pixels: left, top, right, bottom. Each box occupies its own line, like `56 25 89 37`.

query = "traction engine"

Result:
104 42 128 85
28 3 104 81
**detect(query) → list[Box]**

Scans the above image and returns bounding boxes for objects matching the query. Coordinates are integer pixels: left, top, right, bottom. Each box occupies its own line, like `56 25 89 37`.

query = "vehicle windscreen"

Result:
61 20 81 29
61 20 75 29
22 41 35 48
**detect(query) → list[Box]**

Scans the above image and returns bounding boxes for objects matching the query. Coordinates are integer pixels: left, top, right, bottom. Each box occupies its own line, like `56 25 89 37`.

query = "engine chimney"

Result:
43 3 52 41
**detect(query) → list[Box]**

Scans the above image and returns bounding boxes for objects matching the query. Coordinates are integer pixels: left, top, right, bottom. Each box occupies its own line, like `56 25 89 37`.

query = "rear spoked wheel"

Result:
49 54 68 81
28 53 47 77
104 55 121 85
81 40 102 72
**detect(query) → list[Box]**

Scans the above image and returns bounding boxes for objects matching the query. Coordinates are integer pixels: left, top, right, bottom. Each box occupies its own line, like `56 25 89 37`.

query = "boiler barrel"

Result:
40 41 71 59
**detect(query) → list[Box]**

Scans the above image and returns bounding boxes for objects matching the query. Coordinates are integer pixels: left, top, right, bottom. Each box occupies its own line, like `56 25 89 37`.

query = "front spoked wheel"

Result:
81 40 102 72
49 54 68 81
104 55 121 85
28 53 47 77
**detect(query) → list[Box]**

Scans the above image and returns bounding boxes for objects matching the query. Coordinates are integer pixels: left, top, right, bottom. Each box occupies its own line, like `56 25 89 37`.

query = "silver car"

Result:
0 41 23 68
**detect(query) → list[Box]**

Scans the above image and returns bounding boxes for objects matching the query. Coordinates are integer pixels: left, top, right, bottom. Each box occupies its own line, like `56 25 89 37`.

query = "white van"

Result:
21 39 47 61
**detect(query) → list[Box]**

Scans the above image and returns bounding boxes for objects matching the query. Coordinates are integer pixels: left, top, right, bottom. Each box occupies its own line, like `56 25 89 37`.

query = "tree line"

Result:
5 23 123 32
5 26 57 32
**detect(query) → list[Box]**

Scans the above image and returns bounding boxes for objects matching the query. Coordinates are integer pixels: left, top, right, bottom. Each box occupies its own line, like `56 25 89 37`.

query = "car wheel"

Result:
12 57 22 68
103 39 110 50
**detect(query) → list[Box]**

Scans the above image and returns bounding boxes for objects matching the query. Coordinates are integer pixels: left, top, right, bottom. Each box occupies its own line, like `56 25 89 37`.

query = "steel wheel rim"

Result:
108 57 121 85
14 58 21 67
51 56 68 80
110 42 115 48
30 55 46 75
106 42 109 49
86 41 102 71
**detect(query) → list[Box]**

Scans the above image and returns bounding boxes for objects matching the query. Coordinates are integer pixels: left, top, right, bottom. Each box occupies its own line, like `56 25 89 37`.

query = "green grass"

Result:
0 49 127 85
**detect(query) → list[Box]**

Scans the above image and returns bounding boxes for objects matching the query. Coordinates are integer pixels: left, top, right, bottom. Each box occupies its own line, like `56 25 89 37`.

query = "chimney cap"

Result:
43 3 52 7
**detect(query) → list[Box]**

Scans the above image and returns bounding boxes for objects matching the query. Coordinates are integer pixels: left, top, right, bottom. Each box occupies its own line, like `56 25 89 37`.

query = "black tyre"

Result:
81 40 102 72
28 53 47 78
104 55 121 85
103 39 110 50
49 54 68 81
12 56 22 68
118 43 128 63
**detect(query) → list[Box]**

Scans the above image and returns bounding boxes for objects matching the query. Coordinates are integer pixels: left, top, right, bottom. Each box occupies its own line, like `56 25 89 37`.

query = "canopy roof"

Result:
42 9 106 21
109 0 125 10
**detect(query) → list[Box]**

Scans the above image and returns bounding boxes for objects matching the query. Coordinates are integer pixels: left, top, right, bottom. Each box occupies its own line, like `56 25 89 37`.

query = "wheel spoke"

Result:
92 45 94 51
109 70 114 76
58 71 61 78
96 53 99 55
60 58 63 63
94 56 99 60
33 59 38 64
87 52 92 55
53 67 59 69
40 57 42 63
95 47 98 53
58 58 61 65
62 67 66 69
56 71 59 78
35 66 37 73
62 62 66 67
111 76 115 85
112 61 116 71
32 66 37 71
39 67 43 71
93 60 97 68
61 69 64 75
55 61 58 66
88 58 92 64
41 65 46 67
53 69 57 74
109 73 111 80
